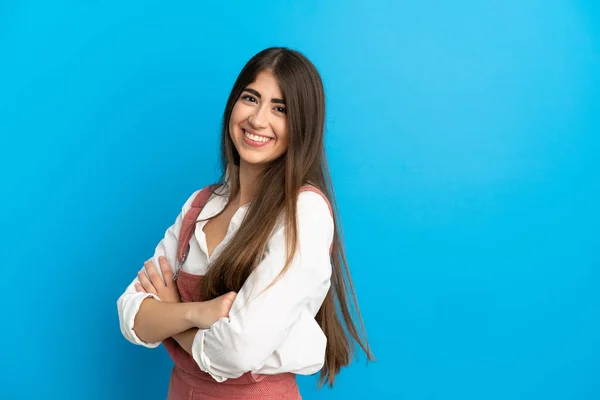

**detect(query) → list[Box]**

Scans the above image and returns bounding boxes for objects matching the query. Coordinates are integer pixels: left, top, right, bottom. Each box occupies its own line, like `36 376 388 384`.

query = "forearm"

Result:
173 328 199 355
133 298 197 343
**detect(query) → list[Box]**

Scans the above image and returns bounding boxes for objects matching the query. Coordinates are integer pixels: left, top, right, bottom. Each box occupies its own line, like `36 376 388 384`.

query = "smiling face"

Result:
228 70 289 170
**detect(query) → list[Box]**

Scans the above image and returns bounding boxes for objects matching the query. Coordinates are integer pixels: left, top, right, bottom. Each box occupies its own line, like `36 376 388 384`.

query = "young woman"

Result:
117 47 374 399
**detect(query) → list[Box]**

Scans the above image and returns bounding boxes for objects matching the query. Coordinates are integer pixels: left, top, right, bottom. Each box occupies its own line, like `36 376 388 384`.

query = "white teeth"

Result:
244 130 271 143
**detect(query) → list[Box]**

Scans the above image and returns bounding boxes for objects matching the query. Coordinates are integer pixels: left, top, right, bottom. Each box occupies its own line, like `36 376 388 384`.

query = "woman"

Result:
117 47 374 399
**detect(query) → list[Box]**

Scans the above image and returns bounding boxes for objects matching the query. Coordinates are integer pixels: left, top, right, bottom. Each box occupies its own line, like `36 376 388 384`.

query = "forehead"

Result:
246 71 283 98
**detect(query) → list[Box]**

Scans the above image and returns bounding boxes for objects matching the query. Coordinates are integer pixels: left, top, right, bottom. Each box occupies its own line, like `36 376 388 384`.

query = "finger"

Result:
137 270 157 295
134 282 146 293
138 270 156 294
159 256 173 283
144 260 165 288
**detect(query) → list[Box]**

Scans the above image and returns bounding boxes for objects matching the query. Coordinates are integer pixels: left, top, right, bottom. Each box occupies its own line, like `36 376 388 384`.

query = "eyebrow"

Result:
243 88 286 105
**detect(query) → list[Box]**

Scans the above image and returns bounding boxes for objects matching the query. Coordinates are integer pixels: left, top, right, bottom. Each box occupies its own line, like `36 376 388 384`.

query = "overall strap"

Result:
176 185 217 271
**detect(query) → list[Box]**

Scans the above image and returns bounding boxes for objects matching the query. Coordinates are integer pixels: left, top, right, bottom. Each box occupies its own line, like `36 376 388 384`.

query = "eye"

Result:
241 94 257 103
275 106 286 114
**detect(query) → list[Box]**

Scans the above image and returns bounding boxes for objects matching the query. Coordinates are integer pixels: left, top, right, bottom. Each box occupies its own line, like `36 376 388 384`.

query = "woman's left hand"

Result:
135 256 181 303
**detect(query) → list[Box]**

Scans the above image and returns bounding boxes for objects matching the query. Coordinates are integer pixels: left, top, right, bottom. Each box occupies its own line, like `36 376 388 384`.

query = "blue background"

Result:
1 1 598 399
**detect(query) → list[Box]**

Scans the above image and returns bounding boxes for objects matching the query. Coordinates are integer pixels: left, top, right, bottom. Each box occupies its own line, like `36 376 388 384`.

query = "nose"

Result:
248 106 268 130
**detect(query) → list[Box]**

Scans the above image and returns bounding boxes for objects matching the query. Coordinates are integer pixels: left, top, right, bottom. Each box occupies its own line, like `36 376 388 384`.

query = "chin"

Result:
238 152 272 167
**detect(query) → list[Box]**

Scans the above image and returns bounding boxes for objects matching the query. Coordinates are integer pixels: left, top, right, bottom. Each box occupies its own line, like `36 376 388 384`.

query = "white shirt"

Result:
116 183 333 382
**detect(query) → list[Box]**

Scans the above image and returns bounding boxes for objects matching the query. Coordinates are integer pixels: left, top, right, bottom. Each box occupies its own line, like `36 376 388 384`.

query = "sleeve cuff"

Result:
120 292 163 348
191 329 228 382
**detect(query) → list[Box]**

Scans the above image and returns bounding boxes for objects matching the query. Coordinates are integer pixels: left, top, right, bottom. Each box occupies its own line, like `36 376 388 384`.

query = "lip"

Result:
242 128 274 148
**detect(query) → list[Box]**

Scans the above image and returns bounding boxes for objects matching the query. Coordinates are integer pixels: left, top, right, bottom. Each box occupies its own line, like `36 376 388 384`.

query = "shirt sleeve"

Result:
191 191 334 381
116 189 201 348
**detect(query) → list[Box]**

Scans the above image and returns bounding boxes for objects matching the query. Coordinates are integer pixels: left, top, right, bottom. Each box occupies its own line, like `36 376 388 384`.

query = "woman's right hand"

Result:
135 257 181 304
192 292 237 329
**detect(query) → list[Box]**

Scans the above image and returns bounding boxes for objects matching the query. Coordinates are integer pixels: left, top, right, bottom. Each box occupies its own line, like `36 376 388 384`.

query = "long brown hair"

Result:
200 47 374 387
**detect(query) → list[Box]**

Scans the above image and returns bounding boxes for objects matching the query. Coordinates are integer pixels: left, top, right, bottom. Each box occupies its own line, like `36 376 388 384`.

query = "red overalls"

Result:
163 185 331 399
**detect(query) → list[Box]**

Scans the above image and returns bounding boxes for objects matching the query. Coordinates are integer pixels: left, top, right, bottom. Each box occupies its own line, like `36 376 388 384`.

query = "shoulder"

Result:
298 187 330 211
267 186 335 250
181 184 223 213
181 189 203 211
296 186 334 230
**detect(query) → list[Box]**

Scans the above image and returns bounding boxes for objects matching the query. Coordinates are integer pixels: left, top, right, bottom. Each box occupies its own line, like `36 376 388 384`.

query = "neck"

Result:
235 160 264 206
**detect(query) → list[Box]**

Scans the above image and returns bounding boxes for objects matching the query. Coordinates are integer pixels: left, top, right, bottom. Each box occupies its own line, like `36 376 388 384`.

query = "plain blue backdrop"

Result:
1 1 598 399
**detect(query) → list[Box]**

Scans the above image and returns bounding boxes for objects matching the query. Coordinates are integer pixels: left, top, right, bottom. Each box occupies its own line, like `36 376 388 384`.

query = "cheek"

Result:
278 126 289 149
229 102 245 126
229 107 243 139
273 118 287 140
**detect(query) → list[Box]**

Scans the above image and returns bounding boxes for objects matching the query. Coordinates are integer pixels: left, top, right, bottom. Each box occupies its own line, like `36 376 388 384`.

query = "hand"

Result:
135 256 181 303
191 292 237 329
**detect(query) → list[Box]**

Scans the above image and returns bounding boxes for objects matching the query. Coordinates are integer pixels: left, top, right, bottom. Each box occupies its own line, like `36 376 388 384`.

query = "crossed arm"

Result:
132 256 235 354
117 190 334 381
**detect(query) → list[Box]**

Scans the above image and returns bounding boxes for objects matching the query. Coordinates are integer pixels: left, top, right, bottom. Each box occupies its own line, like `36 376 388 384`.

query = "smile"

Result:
243 129 274 147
